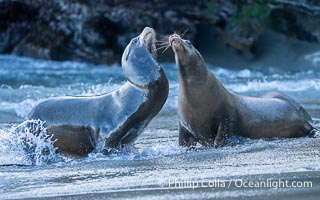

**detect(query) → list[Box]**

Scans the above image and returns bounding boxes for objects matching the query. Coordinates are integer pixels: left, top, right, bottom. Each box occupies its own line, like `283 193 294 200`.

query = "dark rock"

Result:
0 0 319 67
269 0 320 43
0 0 223 64
0 1 38 53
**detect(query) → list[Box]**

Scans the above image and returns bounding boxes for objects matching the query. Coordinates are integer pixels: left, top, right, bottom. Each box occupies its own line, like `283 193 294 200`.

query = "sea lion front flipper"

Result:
214 122 229 148
179 123 197 148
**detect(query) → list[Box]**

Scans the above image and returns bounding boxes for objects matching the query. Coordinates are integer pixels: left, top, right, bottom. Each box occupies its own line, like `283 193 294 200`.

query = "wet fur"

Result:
28 28 169 156
169 34 318 148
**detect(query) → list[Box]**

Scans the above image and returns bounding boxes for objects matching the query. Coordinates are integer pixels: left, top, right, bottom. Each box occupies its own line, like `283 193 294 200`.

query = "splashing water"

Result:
0 119 63 166
1 55 320 199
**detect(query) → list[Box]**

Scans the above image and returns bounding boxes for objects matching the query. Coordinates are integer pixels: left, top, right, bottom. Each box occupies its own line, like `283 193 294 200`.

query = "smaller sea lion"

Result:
169 33 318 148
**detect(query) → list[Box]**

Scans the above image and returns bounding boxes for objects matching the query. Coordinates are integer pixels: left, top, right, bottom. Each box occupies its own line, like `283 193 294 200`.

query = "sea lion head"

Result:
169 34 206 77
122 27 161 88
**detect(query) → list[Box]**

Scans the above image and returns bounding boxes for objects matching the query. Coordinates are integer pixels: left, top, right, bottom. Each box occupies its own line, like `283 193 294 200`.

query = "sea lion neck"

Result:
122 44 161 89
174 47 231 103
175 52 208 86
121 27 161 89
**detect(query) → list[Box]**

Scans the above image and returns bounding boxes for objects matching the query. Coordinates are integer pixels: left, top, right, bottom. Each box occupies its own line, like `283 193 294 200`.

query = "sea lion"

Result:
169 33 318 148
28 27 169 156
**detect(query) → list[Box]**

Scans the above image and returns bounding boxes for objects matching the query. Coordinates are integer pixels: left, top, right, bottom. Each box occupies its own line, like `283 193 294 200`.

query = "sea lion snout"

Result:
169 34 182 47
169 34 194 56
139 27 156 58
140 27 155 43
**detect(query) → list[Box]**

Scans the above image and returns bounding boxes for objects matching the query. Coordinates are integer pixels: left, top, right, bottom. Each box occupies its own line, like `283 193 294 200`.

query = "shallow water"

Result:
0 55 320 199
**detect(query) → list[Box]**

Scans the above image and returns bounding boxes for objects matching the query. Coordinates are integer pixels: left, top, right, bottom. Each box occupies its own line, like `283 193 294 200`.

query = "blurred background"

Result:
1 0 320 71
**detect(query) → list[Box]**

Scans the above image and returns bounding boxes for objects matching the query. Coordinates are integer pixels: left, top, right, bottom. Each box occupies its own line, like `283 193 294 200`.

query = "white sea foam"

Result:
0 120 62 166
227 79 320 93
212 67 264 78
305 51 320 67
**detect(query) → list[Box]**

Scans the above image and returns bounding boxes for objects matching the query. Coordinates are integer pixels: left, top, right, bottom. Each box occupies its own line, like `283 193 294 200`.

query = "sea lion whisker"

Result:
181 28 189 38
159 34 170 39
156 42 169 46
174 29 185 38
156 38 169 44
157 36 170 45
157 42 169 47
156 39 169 43
161 45 171 54
174 31 181 37
153 44 170 52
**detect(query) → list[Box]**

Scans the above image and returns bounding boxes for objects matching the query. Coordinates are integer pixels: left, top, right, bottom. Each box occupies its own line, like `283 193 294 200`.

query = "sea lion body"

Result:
236 93 311 139
28 27 169 156
169 34 317 147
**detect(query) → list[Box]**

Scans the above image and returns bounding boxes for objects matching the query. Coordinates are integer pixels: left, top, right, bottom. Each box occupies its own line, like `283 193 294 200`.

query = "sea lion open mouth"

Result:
169 34 182 47
169 34 189 55
140 27 157 58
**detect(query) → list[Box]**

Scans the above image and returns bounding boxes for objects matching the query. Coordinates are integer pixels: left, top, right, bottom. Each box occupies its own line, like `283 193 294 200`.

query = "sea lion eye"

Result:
186 40 192 46
132 38 138 44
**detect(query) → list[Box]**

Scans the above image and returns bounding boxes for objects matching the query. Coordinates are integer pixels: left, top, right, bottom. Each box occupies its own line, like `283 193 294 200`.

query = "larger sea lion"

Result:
28 27 169 156
169 33 318 148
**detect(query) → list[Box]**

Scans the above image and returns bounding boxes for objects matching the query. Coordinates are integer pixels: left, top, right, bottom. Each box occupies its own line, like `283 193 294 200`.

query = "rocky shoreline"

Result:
1 0 320 68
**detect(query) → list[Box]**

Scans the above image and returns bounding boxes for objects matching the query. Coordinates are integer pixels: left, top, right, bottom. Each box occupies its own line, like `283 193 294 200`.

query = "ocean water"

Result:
0 55 320 199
